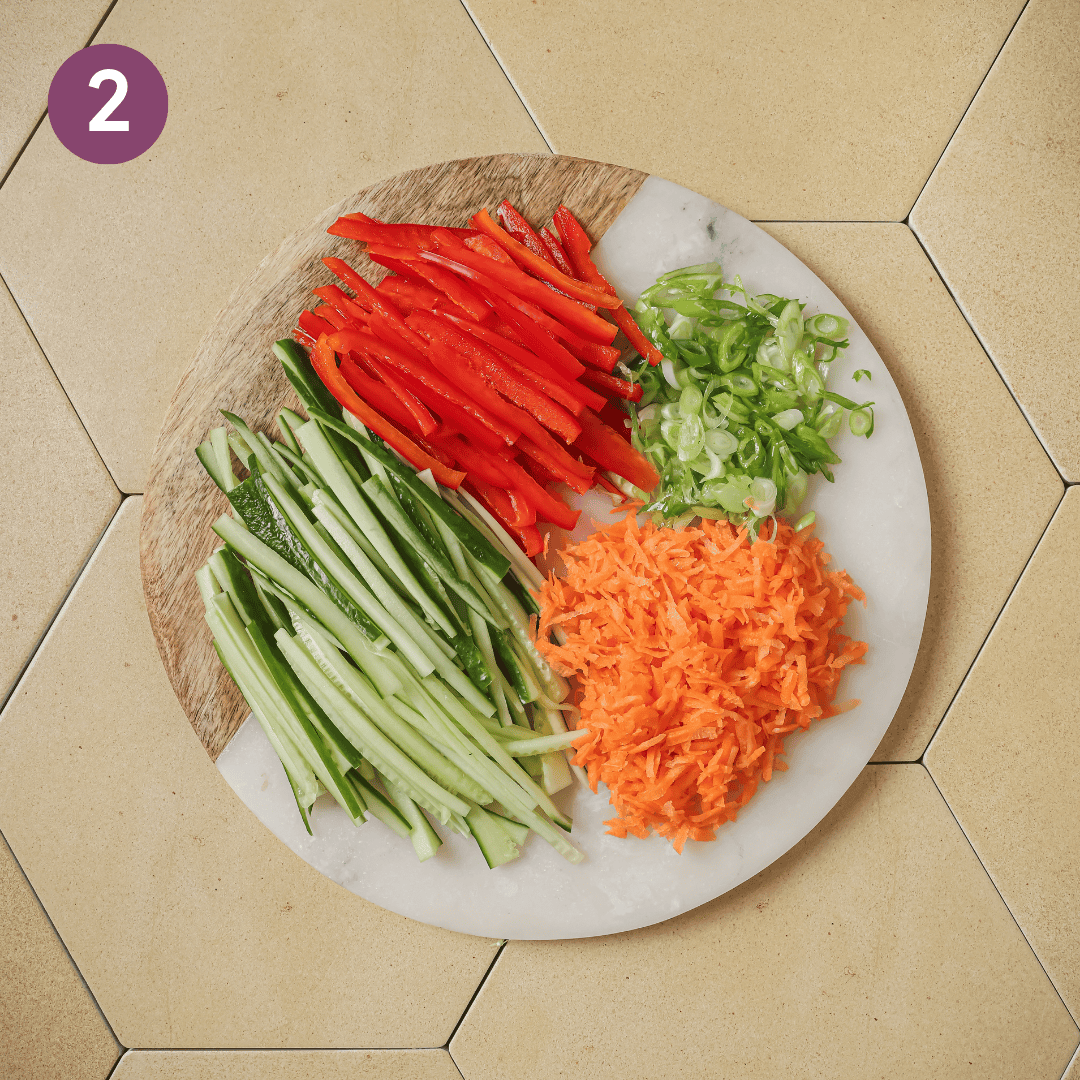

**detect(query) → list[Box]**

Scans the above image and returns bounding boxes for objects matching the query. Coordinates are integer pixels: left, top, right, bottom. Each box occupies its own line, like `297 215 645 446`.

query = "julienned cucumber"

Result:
194 340 584 869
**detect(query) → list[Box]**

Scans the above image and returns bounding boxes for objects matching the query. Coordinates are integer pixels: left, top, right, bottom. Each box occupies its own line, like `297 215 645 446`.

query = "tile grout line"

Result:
444 940 508 1054
0 827 127 1058
0 0 121 197
920 763 1080 1033
905 224 1070 488
456 0 556 154
916 484 1066 762
904 0 1032 222
0 268 131 497
0 495 128 715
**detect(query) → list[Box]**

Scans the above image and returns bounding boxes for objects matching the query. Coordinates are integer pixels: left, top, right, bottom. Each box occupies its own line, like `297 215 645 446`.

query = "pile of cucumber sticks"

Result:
195 339 584 868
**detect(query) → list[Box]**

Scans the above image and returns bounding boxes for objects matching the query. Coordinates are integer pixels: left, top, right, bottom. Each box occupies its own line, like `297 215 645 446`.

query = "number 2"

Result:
88 68 129 132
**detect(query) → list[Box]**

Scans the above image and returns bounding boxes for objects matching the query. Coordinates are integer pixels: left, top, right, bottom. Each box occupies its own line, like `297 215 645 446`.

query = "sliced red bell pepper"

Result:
439 311 606 415
484 294 583 380
463 476 525 527
496 201 552 266
464 479 543 558
389 366 507 454
597 399 635 444
489 316 525 345
554 205 666 367
329 214 475 248
361 353 438 436
570 339 621 373
309 335 465 488
495 453 579 530
515 433 593 495
406 311 582 444
339 355 423 436
425 232 619 345
328 329 521 447
364 306 430 354
367 252 492 324
294 326 316 347
579 368 643 402
313 284 368 328
376 275 442 316
539 226 575 278
428 433 516 488
469 208 621 310
298 309 337 342
572 407 659 491
313 304 349 330
464 233 514 264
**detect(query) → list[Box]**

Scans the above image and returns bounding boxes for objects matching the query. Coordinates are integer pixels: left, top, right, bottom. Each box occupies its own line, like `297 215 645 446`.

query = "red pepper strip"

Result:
579 367 644 402
425 234 619 345
328 329 521 447
389 366 507 454
313 285 368 328
361 353 438 437
298 309 337 341
516 433 594 495
484 293 583 380
469 208 621 311
554 205 667 368
320 258 429 352
489 316 525 345
496 201 553 265
464 234 514 264
464 479 543 558
495 453 579 530
309 335 465 488
376 275 441 317
364 305 431 354
406 311 582 444
328 218 443 248
294 326 316 347
367 252 492 324
338 213 477 242
573 407 659 491
593 468 626 497
440 312 605 415
508 490 537 527
339 355 423 436
320 258 375 312
539 226 575 278
571 339 621 373
313 304 349 330
428 432 516 488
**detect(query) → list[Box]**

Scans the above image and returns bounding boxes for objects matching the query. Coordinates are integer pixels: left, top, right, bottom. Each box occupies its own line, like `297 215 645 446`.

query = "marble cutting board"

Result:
143 157 931 941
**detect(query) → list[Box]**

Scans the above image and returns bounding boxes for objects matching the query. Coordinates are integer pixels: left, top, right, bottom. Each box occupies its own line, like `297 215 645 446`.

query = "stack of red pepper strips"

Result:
292 201 662 556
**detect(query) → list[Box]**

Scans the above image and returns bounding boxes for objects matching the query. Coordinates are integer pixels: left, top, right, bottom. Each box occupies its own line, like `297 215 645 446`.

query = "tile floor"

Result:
0 1 1076 1077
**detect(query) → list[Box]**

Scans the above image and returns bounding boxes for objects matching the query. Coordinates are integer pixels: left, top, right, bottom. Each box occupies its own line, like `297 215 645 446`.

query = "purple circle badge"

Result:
48 44 168 165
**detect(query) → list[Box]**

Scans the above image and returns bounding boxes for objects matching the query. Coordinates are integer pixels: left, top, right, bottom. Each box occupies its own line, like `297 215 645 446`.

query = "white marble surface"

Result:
218 176 931 940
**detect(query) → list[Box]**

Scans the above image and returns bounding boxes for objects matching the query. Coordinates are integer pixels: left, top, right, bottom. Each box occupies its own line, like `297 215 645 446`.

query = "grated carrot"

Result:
535 513 867 852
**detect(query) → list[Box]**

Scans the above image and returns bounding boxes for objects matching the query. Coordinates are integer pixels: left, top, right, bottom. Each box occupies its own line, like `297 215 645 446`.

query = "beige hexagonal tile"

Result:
911 0 1080 480
0 498 500 1049
0 0 548 495
926 488 1080 1018
0 832 120 1080
451 765 1077 1080
758 223 1062 761
463 0 1024 221
0 1 111 175
112 1049 462 1079
0 277 119 703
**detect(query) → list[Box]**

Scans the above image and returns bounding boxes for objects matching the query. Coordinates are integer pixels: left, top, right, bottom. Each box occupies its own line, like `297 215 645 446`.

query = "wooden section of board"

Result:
140 154 648 761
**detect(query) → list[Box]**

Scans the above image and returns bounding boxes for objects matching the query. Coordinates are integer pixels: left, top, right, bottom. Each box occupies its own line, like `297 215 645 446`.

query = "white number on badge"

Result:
88 68 130 132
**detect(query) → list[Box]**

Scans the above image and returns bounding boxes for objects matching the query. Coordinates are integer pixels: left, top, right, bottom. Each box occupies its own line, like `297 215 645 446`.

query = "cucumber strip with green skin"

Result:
490 627 533 704
289 609 401 700
208 548 276 641
261 473 438 677
443 487 544 592
314 493 418 614
195 563 218 608
381 775 443 861
499 730 584 756
207 614 317 808
274 339 339 416
250 569 351 651
312 500 455 661
210 427 238 491
276 631 470 824
210 596 365 822
420 676 571 830
225 474 384 643
280 407 307 436
502 569 540 619
389 474 451 562
536 701 589 787
531 701 575 794
222 412 291 489
450 632 494 693
296 627 492 805
276 411 303 455
464 800 522 869
213 513 396 677
347 772 411 838
362 477 507 631
297 422 456 635
246 619 364 775
256 430 307 497
307 407 511 579
487 809 530 847
275 441 323 488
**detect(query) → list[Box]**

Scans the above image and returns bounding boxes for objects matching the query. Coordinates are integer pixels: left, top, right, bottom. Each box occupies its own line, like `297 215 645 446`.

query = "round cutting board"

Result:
141 156 930 940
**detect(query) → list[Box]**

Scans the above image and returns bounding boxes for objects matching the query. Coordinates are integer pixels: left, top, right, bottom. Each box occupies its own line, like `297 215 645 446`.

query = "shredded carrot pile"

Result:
535 513 868 852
